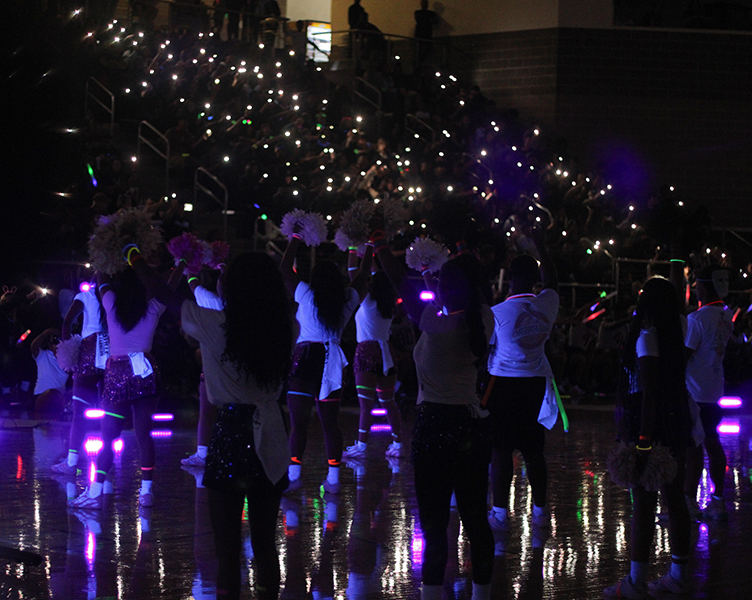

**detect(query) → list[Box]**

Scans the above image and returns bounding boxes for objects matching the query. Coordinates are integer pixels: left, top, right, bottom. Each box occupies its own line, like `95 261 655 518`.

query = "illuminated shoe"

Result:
284 478 303 494
385 441 404 458
647 572 691 595
181 452 206 468
488 511 509 533
69 489 103 510
604 576 650 599
703 497 728 521
342 441 367 459
51 459 78 476
139 491 154 507
321 479 340 495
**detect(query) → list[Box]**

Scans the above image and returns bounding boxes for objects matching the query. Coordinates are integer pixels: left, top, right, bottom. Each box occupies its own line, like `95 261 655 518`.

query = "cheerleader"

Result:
52 282 108 476
342 248 403 459
69 266 165 509
280 233 372 493
133 250 293 600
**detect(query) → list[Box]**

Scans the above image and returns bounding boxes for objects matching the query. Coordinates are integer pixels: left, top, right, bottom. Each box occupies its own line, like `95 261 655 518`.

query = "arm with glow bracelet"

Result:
280 235 302 296
349 245 373 302
347 245 359 283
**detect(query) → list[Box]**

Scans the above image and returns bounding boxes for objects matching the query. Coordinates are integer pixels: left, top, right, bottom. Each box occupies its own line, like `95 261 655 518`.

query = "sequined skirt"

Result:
203 404 273 493
353 340 395 375
74 334 103 379
102 355 160 409
411 402 491 465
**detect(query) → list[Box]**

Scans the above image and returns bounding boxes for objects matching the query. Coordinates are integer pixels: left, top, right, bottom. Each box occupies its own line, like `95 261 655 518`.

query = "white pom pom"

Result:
405 237 450 274
56 336 82 373
301 213 329 246
280 209 308 240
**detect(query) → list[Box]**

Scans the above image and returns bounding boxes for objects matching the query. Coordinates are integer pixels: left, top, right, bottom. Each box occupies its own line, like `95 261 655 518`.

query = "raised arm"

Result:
128 251 188 317
349 246 373 301
372 233 423 323
531 225 558 292
280 236 303 296
31 328 59 359
62 299 85 341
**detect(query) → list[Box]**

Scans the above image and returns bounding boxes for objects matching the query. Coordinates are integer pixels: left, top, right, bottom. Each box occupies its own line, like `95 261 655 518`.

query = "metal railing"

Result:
405 113 435 143
85 77 115 135
137 121 170 197
353 77 383 113
194 167 229 240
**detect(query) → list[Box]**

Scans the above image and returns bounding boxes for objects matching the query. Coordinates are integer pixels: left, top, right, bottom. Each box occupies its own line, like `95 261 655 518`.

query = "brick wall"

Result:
447 27 752 227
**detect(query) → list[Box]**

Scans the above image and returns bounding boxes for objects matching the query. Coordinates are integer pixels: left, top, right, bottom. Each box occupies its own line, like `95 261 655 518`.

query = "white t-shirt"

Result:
102 290 166 356
194 286 224 311
75 289 104 339
355 293 392 343
34 349 69 394
294 281 360 343
181 301 289 484
487 289 559 378
685 304 733 404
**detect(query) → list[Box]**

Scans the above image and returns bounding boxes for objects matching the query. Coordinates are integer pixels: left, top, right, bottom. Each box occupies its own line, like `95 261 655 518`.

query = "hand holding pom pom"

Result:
280 210 328 246
166 233 210 274
406 237 450 274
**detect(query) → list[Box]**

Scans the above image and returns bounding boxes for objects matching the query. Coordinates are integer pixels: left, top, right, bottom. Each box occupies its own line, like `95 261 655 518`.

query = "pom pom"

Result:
405 237 450 274
380 198 407 240
56 336 82 373
280 210 328 246
205 241 230 269
88 209 163 275
607 443 678 491
337 200 375 247
640 445 677 492
166 233 210 273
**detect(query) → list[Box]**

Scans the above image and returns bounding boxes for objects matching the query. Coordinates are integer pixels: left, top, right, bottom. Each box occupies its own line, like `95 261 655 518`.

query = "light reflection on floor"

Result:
0 407 750 599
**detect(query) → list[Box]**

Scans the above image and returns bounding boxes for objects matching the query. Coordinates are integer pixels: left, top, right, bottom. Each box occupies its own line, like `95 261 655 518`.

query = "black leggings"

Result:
412 402 494 586
208 481 286 600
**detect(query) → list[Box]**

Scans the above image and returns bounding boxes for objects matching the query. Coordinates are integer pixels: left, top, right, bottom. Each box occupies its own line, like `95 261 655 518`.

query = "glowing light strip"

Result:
419 290 435 301
85 409 105 419
718 397 742 408
113 438 124 452
371 408 387 416
151 413 174 421
84 437 103 454
370 424 392 432
717 419 740 435
150 430 173 438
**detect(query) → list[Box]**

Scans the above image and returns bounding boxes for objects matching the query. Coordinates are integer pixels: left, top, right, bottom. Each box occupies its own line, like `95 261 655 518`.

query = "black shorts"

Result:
288 342 325 386
486 376 547 453
698 402 723 441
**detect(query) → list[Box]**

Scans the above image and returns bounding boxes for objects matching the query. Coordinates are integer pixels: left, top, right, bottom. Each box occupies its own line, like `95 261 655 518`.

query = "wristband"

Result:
292 233 303 240
188 277 199 284
179 258 187 265
369 230 385 244
420 265 430 273
123 243 139 264
129 252 145 266
670 259 685 264
635 443 653 451
348 246 358 252
348 266 358 271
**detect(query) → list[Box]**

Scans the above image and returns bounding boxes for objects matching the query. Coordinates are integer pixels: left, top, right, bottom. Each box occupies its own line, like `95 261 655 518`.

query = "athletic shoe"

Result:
321 479 341 495
488 511 510 533
604 576 650 599
69 489 102 510
342 442 366 459
139 491 154 507
532 507 551 529
180 452 206 468
51 460 78 476
284 478 303 494
385 441 404 458
703 497 728 521
647 572 691 595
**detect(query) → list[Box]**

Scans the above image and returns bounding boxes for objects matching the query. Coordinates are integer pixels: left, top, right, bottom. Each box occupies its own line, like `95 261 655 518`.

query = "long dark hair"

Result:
309 261 348 336
438 253 488 360
370 270 396 320
222 252 293 391
111 268 149 333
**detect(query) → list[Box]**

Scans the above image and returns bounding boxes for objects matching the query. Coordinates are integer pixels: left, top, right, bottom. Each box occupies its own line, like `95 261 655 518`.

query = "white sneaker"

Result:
342 441 366 459
180 452 206 468
385 441 404 458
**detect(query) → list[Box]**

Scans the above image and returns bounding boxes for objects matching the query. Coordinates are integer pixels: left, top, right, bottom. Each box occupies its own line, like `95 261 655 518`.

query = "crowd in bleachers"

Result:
5 5 752 409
